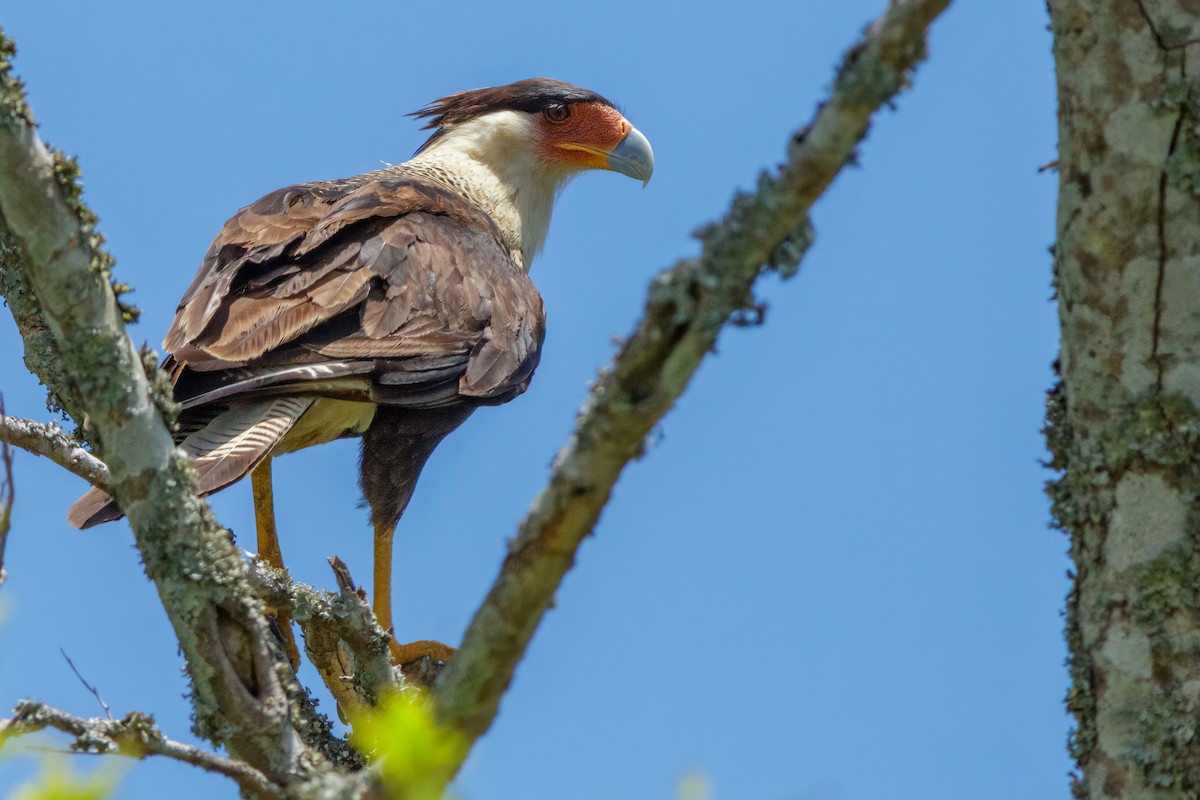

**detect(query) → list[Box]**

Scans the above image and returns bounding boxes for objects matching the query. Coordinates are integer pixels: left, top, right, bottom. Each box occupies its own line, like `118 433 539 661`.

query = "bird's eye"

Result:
544 104 571 124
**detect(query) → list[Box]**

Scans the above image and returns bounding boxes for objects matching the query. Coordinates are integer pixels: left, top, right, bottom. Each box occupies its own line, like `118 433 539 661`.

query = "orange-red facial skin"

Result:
539 102 633 169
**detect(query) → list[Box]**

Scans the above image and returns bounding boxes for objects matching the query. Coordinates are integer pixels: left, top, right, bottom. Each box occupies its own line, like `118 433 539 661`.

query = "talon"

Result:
389 638 456 666
391 639 455 687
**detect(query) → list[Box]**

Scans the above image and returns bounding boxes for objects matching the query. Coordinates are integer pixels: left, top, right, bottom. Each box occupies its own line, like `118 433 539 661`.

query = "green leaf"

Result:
349 692 465 800
9 755 120 800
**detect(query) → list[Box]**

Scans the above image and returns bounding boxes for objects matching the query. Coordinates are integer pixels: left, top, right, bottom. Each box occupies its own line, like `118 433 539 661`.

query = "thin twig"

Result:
0 399 12 588
0 415 110 491
431 0 955 774
0 700 281 798
19 744 76 756
59 649 112 721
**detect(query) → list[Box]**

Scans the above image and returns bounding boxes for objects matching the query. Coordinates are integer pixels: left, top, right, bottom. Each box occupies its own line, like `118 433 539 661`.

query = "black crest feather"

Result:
411 78 613 154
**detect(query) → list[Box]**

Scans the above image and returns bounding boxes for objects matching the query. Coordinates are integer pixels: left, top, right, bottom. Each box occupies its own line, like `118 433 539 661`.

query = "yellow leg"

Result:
373 520 456 665
252 458 301 669
373 520 395 634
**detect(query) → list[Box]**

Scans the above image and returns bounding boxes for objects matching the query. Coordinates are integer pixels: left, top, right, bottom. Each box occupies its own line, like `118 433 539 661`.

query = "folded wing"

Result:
69 172 546 528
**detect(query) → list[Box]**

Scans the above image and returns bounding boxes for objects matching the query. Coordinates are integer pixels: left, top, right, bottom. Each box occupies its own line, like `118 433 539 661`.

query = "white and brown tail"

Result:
68 397 314 529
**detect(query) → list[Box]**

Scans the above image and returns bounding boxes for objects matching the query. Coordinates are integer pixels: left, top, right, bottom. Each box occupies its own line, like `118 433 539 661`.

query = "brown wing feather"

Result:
163 172 544 408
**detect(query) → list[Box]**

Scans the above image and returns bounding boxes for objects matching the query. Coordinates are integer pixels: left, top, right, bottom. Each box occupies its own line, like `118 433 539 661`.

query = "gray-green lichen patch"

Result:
48 151 139 323
1127 688 1200 793
290 581 342 624
289 680 364 771
0 226 76 419
834 42 911 108
1 38 137 326
1102 394 1200 472
1166 136 1200 197
1155 75 1200 193
1150 78 1200 116
0 29 34 129
1101 624 1155 679
1052 390 1200 795
1108 473 1188 571
140 345 180 429
1046 379 1200 794
768 215 814 279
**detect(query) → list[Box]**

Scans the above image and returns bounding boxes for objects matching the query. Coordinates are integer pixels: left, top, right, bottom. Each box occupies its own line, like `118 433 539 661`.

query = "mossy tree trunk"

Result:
1048 1 1200 796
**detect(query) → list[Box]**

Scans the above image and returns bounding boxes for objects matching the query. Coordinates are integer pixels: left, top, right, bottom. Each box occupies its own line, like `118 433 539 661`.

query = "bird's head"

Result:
407 78 653 266
411 78 654 188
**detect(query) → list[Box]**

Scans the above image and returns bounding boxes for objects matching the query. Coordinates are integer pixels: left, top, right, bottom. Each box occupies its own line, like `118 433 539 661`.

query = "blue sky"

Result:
0 2 1064 798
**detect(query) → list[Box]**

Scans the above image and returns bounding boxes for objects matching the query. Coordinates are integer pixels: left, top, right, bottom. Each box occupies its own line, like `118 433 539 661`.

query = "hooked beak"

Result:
606 126 654 186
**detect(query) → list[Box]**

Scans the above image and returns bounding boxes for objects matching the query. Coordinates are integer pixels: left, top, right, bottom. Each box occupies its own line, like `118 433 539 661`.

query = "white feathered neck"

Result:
403 110 575 270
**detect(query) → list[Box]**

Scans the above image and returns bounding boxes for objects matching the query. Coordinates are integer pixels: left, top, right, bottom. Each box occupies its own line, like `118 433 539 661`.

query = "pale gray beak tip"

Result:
607 126 654 185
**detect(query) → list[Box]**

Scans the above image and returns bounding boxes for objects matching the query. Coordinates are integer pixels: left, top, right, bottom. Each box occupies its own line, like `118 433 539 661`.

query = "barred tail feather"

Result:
68 488 124 529
67 397 313 530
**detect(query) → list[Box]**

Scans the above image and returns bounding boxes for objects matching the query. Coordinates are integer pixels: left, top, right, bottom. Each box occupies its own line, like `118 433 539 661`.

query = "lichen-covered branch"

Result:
0 414 109 491
0 27 354 794
0 223 80 419
0 700 280 798
252 556 439 722
264 558 404 718
1047 1 1200 797
432 0 954 761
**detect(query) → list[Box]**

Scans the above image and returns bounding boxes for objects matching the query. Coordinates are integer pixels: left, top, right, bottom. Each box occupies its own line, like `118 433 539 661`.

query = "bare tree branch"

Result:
0 415 109 491
431 0 955 764
0 700 281 799
59 649 113 721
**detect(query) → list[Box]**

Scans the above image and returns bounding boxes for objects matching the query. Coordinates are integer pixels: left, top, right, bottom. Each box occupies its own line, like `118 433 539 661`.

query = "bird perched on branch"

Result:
69 78 654 667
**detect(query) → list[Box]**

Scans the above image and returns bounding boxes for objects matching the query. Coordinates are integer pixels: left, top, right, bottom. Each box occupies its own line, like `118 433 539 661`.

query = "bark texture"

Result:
1048 1 1200 796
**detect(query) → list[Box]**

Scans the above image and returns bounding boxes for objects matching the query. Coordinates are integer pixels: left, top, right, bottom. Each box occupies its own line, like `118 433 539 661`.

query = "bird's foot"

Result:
390 638 455 665
390 638 455 686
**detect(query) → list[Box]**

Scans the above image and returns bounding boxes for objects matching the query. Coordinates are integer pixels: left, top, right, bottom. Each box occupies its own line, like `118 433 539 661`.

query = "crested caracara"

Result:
69 78 653 667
